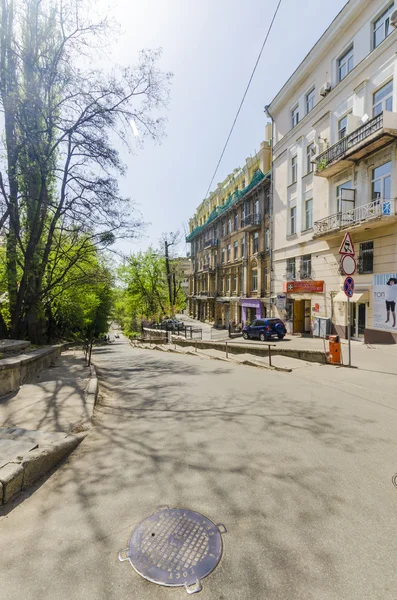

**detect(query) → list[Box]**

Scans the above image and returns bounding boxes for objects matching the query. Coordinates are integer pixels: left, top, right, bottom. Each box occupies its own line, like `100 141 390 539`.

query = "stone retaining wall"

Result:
0 344 68 397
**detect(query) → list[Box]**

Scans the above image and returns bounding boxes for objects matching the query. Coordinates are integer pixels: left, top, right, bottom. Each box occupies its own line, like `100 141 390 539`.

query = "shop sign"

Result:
276 295 286 310
372 272 397 331
282 281 324 293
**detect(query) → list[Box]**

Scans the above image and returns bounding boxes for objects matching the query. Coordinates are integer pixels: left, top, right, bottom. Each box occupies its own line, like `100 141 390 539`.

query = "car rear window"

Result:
255 320 266 326
267 319 283 325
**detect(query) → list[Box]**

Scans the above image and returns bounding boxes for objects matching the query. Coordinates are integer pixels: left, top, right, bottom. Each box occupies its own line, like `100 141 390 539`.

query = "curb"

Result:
0 429 86 506
71 365 98 434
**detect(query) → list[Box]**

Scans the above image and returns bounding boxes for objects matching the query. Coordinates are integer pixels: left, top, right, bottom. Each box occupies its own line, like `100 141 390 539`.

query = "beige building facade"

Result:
187 130 272 328
268 0 397 343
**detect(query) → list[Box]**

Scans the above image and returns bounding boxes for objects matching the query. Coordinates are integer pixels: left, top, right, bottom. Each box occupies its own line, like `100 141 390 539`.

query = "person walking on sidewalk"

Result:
385 277 397 327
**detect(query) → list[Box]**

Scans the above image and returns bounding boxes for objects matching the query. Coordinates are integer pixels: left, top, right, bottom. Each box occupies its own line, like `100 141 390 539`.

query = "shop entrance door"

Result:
293 300 305 333
304 300 311 333
350 302 366 338
224 306 230 329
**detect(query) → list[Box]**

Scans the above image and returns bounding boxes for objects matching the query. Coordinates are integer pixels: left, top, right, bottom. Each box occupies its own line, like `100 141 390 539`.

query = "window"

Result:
234 211 238 230
338 115 348 140
226 276 230 293
306 88 315 114
221 248 225 264
253 231 259 254
306 143 315 174
241 237 245 258
291 155 297 184
263 267 268 291
227 244 231 262
336 180 353 212
233 273 237 292
222 221 226 237
373 3 394 49
265 228 270 250
290 206 297 235
291 105 299 128
300 254 312 279
254 197 260 215
227 218 232 234
241 179 245 189
372 161 391 200
305 198 313 230
373 80 393 116
234 241 238 260
338 46 354 81
265 187 270 211
252 270 258 291
286 257 296 279
359 241 374 274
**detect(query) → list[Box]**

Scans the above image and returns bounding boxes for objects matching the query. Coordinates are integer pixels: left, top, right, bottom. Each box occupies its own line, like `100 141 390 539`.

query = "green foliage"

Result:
115 248 187 334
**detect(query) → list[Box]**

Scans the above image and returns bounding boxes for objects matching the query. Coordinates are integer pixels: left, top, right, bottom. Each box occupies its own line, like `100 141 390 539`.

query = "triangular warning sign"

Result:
339 232 355 256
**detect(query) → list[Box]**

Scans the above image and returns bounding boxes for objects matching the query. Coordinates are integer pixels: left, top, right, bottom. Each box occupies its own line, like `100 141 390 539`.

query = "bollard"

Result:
268 344 272 367
226 342 228 358
195 341 198 353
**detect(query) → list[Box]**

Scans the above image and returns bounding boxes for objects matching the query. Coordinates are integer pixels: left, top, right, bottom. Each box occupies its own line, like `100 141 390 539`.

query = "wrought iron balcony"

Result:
316 112 397 177
204 239 218 249
314 198 396 236
241 213 261 229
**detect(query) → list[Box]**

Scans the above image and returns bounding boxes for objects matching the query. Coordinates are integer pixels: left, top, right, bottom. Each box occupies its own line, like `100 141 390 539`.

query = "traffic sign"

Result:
341 254 356 276
339 232 355 256
344 276 355 297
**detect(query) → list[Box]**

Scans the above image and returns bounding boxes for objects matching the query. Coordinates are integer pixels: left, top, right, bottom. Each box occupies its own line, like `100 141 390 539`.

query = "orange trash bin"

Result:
328 335 341 364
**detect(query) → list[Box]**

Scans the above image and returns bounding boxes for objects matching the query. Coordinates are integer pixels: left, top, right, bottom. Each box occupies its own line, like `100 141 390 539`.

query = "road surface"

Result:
1 340 397 600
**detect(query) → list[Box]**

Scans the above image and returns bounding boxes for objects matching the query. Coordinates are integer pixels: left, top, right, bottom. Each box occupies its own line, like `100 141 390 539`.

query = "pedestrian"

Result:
385 277 397 328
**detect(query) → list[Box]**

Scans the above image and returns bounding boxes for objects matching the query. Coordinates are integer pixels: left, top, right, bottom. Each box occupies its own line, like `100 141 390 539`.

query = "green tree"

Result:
0 0 171 342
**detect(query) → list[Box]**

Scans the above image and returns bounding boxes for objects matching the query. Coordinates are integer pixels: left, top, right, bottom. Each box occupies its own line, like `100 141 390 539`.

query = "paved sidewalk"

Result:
0 349 93 433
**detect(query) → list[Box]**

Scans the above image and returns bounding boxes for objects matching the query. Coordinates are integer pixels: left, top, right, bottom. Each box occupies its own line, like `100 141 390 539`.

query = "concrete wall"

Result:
0 345 65 397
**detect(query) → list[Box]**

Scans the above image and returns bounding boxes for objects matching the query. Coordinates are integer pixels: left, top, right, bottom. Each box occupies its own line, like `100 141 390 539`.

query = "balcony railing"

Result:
316 113 383 173
204 239 218 248
241 213 261 228
314 198 395 235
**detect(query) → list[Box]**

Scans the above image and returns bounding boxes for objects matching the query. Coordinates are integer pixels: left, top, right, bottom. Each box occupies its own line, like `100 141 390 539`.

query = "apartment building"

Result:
267 0 397 343
186 130 271 327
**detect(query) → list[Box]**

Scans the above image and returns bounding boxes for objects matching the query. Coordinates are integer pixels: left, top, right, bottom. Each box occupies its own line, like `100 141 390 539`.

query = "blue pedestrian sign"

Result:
344 276 355 298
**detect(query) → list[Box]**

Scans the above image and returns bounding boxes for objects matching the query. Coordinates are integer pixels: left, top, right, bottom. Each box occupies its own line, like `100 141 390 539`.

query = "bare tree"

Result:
0 0 171 341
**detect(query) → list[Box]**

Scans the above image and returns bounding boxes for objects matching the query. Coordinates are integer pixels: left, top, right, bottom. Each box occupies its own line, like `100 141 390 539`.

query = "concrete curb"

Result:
71 365 98 434
0 429 86 505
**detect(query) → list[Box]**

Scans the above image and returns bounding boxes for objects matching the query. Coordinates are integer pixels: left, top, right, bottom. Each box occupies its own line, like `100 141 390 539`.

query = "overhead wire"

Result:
203 0 283 200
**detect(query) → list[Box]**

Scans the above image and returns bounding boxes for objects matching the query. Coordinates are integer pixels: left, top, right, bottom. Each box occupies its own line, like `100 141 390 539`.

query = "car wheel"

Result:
259 332 266 342
243 332 248 340
277 334 285 340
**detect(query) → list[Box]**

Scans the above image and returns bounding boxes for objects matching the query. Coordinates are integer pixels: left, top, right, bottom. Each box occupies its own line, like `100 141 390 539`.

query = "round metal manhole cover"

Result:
118 506 226 594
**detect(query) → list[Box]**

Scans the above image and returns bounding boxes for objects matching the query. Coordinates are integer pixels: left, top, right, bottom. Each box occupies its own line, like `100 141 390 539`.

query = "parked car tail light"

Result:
265 326 270 331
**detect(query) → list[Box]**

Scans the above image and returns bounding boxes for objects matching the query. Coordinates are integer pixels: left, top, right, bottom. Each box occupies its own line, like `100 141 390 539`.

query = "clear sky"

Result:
106 0 348 256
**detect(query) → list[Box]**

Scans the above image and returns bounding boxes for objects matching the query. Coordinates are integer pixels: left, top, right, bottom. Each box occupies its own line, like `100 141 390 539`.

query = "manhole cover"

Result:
119 506 226 594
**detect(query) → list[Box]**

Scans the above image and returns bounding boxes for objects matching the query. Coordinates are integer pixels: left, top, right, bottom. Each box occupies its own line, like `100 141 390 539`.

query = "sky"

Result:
103 0 348 257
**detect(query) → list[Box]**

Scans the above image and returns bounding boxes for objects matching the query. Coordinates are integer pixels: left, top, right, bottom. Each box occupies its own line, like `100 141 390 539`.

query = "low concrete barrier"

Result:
171 338 327 364
0 344 69 397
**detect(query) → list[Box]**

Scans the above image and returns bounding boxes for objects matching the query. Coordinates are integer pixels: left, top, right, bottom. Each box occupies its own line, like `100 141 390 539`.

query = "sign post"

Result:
340 233 355 368
343 276 355 367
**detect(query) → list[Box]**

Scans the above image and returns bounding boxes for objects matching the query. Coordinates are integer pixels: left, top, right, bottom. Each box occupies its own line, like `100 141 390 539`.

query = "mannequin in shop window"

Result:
385 278 397 328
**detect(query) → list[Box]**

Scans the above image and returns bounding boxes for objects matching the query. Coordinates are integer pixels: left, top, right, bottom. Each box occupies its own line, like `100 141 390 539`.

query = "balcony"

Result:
314 198 396 237
241 213 261 230
203 264 216 273
204 239 218 249
315 112 397 178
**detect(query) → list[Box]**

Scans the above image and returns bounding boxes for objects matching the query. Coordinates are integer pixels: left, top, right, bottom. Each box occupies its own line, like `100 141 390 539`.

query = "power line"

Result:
204 0 283 200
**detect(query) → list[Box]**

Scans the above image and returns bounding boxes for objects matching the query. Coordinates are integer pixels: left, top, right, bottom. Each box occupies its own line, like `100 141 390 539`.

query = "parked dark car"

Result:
242 318 287 341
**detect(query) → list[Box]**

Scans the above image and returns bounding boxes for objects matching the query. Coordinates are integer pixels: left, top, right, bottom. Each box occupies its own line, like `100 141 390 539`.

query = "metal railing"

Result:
316 113 383 172
204 239 218 248
314 198 395 235
241 213 261 228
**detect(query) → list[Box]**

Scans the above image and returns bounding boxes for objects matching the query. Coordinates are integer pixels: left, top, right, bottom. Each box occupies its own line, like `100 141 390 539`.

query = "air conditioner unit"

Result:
391 8 397 27
320 82 331 97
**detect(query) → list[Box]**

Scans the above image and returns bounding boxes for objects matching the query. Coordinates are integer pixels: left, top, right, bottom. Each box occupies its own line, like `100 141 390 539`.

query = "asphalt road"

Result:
1 341 397 600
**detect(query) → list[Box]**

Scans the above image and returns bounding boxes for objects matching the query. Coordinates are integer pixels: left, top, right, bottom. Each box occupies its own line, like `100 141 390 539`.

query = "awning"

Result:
334 291 369 303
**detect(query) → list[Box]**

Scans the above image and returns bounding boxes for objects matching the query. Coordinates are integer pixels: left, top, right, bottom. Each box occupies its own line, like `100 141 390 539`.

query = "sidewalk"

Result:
0 349 96 506
176 315 397 374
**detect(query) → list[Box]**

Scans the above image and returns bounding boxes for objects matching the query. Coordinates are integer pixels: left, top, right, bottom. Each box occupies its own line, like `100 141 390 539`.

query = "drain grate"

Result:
119 506 226 594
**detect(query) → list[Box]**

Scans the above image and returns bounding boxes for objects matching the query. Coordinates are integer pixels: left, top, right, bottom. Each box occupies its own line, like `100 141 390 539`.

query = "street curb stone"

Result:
0 463 24 503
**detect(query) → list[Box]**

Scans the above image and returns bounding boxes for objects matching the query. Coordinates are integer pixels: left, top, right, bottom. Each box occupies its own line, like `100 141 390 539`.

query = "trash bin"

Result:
328 334 341 364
